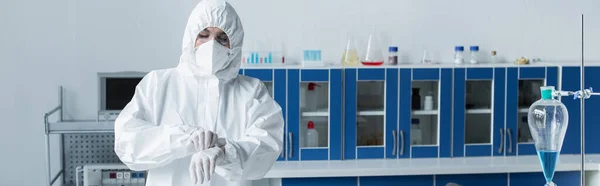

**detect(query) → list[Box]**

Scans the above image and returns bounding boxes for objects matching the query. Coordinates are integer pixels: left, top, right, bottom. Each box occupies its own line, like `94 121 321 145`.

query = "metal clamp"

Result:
498 128 504 154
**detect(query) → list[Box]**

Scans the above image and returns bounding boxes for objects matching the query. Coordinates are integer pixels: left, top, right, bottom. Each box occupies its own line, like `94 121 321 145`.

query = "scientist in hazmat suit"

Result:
113 0 284 185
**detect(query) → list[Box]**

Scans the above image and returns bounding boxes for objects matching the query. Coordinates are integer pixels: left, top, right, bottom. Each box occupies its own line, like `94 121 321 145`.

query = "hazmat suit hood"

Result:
178 0 244 81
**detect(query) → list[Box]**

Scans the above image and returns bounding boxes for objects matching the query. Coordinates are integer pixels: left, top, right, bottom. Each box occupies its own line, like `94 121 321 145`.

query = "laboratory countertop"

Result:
264 155 600 178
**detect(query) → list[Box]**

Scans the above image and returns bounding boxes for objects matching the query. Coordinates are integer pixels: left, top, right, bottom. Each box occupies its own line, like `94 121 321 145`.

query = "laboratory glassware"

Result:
412 88 421 110
469 46 479 64
342 34 360 66
306 121 319 147
362 28 384 66
454 46 464 64
422 50 433 64
388 46 398 65
424 93 434 110
411 119 422 145
528 86 569 186
491 51 498 63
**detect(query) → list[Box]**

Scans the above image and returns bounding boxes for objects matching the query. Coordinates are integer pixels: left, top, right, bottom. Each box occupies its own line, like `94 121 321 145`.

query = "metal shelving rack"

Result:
44 87 119 186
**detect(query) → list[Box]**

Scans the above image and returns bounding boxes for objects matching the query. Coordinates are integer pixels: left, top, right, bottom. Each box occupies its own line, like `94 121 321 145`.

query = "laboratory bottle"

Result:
306 121 319 147
410 119 422 145
527 86 568 186
469 46 479 64
388 46 398 65
424 93 434 110
412 88 421 110
305 83 321 111
491 51 498 63
454 46 464 64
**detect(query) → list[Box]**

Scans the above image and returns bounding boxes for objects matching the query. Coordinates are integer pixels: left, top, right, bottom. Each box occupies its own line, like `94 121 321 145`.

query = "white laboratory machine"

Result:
81 164 146 186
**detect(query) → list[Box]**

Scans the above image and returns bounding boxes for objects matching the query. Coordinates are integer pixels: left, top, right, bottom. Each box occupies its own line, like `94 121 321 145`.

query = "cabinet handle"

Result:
498 128 504 154
507 128 513 154
288 132 293 158
400 130 405 156
392 130 398 156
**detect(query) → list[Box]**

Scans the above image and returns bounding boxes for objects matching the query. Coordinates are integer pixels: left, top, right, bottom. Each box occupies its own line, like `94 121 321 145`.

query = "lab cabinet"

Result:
360 175 434 186
282 177 357 186
506 66 559 156
243 69 287 161
344 68 395 159
509 171 580 186
288 68 343 161
399 68 452 158
453 67 505 157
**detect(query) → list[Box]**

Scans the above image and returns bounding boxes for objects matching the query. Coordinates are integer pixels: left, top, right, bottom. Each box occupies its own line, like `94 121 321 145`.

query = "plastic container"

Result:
469 46 479 64
304 83 321 111
528 86 569 186
410 119 422 145
454 46 464 64
306 121 319 147
424 95 434 110
388 46 398 65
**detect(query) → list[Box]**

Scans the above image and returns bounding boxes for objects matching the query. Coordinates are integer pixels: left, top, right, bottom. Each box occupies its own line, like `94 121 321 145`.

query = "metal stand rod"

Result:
581 13 585 186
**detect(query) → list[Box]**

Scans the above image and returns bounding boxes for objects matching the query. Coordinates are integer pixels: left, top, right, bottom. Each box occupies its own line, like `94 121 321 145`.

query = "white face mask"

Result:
192 40 232 77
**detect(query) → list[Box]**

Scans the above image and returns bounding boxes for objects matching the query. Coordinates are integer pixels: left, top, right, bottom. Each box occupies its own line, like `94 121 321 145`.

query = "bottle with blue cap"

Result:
388 46 398 65
454 46 464 64
469 46 479 64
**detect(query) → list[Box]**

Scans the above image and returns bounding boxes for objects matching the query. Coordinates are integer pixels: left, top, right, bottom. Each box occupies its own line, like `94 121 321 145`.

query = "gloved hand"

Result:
190 129 219 152
189 147 225 184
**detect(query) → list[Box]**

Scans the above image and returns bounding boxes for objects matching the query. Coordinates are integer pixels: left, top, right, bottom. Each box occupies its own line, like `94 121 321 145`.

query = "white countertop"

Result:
264 155 600 178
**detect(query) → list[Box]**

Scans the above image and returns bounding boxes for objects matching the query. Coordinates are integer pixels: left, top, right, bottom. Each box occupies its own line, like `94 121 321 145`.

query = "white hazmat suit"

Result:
114 0 284 185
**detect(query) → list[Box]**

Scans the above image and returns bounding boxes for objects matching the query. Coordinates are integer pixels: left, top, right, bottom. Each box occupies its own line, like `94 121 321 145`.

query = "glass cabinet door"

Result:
244 69 287 161
288 68 342 161
454 67 503 157
506 66 558 156
400 68 451 158
344 68 394 159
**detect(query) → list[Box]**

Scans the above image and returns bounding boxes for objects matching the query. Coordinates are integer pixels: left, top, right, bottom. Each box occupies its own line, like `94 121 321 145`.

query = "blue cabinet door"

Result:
506 66 559 156
244 69 286 161
584 66 600 154
288 68 343 161
344 68 397 159
360 175 433 186
510 171 580 186
561 66 582 155
399 68 451 158
453 68 503 157
282 177 357 186
436 173 508 186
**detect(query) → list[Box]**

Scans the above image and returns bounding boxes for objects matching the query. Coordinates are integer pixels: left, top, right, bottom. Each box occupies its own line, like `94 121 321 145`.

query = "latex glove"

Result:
190 129 218 152
189 147 224 185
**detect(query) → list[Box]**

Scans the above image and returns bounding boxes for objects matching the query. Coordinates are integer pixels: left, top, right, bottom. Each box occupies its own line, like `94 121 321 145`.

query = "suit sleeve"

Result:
114 72 199 171
214 82 284 181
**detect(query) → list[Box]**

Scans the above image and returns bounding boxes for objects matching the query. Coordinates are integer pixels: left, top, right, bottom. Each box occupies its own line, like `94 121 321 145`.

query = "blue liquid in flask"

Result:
537 150 559 183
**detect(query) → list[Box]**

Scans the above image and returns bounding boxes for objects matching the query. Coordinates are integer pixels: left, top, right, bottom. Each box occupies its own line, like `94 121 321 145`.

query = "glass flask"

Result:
527 86 569 186
361 27 384 66
341 33 360 66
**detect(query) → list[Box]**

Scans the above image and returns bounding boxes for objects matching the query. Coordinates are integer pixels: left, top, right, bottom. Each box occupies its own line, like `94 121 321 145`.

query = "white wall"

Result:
1 0 600 185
